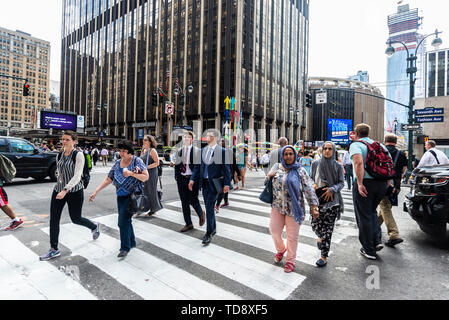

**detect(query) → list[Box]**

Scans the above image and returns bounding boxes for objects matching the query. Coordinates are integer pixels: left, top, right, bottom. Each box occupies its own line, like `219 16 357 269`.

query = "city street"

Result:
0 163 448 300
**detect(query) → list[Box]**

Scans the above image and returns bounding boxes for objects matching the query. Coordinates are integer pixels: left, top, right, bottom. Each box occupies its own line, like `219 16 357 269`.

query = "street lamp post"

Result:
386 29 443 176
174 82 194 127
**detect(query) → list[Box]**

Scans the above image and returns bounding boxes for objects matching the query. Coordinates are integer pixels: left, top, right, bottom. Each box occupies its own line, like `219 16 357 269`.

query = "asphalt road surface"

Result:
1 162 448 300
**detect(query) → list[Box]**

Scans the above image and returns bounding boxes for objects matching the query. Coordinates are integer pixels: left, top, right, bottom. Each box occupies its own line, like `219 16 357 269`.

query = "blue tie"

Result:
204 147 213 179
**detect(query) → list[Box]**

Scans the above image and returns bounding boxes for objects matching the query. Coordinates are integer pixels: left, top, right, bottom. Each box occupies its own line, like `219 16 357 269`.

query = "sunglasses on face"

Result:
323 147 333 151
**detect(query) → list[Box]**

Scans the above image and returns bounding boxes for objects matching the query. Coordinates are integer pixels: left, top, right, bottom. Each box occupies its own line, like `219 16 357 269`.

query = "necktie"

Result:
204 147 213 179
181 147 187 174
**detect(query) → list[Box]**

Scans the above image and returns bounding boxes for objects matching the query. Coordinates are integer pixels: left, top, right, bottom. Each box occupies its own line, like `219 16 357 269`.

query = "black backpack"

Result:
57 150 91 189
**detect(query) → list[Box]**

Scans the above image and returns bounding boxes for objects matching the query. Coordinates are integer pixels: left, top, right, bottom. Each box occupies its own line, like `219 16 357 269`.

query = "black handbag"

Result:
259 178 273 204
315 186 331 206
129 156 149 214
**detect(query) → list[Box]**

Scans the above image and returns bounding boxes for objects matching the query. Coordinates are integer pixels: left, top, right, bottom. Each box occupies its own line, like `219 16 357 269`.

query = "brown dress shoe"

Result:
199 211 206 226
180 225 194 232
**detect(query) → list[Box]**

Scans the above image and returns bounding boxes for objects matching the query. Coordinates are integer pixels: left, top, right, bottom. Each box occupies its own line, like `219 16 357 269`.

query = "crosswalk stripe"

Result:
96 214 306 300
0 235 96 300
166 200 356 243
152 208 321 266
41 225 240 300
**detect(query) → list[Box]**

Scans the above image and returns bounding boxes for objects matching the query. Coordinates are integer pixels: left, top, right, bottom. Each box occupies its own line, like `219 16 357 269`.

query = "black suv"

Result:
0 136 58 181
404 164 449 243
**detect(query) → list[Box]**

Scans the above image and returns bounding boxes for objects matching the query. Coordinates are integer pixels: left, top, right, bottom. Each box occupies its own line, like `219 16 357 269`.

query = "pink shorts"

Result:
0 186 8 207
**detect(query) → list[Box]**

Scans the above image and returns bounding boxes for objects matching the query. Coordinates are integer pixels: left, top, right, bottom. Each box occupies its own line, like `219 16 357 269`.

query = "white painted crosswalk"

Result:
0 185 359 300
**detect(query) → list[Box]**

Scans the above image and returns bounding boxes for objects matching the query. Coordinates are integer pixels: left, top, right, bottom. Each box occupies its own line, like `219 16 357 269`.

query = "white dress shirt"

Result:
417 148 449 168
181 145 193 176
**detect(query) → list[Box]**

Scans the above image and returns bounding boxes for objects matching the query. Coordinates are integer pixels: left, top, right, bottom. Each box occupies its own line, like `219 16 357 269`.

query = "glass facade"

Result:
426 49 449 98
60 0 309 143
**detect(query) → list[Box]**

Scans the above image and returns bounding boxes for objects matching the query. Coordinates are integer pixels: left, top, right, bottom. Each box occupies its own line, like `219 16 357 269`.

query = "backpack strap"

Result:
429 150 440 164
393 149 401 167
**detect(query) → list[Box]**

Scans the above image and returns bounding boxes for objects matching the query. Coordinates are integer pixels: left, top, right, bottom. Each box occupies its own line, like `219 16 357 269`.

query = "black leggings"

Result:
49 189 96 250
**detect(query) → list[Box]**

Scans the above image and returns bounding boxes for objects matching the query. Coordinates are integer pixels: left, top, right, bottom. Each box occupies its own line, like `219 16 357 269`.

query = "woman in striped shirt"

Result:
40 131 100 261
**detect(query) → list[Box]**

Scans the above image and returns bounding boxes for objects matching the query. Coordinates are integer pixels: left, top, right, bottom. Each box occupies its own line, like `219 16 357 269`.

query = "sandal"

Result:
317 239 323 250
284 262 295 273
274 249 287 263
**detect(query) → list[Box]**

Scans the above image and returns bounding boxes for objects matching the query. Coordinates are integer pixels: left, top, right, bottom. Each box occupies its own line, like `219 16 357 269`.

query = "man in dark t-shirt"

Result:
378 134 407 247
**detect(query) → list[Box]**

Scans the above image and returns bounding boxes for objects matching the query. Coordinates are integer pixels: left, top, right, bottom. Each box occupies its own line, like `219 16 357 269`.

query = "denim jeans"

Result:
117 195 136 252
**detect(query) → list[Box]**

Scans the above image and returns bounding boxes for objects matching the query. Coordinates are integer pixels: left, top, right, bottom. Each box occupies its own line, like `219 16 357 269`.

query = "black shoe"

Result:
315 258 327 267
385 238 404 247
180 224 194 233
211 230 216 237
117 250 128 258
202 234 212 246
375 244 384 252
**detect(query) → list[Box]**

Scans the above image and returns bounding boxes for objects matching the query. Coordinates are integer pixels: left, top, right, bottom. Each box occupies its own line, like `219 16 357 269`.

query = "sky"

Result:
1 0 449 97
309 0 449 96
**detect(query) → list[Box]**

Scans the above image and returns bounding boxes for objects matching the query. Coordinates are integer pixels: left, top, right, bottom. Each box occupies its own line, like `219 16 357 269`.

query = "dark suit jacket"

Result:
174 146 201 181
191 145 231 193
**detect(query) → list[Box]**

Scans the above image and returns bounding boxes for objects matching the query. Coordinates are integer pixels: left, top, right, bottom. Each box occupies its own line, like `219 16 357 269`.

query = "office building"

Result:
0 27 50 134
60 0 310 145
307 77 386 146
348 71 369 83
386 4 425 137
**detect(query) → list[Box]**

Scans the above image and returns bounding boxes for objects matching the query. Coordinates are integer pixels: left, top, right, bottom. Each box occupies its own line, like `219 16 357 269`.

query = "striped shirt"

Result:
54 150 85 193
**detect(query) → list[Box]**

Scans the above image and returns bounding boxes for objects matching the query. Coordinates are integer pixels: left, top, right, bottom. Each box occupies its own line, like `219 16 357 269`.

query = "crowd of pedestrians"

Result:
2 124 449 276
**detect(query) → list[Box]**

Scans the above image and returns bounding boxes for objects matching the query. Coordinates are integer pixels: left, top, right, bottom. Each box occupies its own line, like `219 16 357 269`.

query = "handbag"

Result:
259 177 273 204
129 156 150 214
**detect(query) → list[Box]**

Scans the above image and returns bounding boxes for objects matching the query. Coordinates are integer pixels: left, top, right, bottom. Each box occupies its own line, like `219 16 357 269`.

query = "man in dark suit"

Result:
189 130 231 245
175 131 205 232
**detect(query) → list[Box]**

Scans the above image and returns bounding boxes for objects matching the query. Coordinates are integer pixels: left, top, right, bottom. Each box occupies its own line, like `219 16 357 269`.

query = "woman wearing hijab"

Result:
266 146 320 273
310 141 345 267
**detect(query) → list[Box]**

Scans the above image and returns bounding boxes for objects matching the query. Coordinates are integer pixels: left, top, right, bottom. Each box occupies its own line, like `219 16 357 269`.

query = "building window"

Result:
428 53 436 97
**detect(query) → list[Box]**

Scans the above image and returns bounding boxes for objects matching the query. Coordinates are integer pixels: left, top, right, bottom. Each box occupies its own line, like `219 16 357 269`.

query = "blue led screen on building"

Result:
326 119 353 145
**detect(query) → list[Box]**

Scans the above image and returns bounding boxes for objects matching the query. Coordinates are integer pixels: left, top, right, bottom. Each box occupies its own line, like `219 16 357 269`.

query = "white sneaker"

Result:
360 248 377 260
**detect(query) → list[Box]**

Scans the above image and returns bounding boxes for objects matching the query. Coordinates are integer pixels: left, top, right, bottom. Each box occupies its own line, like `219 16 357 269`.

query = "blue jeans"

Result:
117 195 136 252
202 181 218 235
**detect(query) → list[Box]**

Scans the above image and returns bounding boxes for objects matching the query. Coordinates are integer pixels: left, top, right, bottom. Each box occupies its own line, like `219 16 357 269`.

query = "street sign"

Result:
415 107 444 116
401 123 421 131
349 131 356 141
316 91 327 104
165 102 174 115
415 116 444 123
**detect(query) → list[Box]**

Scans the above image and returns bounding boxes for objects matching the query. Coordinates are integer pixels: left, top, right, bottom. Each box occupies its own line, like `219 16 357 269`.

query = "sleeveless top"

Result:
54 150 84 193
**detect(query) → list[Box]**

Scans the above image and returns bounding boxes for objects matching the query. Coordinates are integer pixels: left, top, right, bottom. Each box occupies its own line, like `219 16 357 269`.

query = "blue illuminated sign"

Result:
327 119 353 144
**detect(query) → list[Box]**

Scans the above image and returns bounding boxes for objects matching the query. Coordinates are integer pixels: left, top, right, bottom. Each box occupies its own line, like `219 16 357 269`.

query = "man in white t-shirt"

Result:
417 140 449 168
100 148 109 166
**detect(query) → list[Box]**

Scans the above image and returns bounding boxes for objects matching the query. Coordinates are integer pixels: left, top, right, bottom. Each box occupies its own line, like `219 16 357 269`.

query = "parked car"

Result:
0 136 58 181
404 164 449 244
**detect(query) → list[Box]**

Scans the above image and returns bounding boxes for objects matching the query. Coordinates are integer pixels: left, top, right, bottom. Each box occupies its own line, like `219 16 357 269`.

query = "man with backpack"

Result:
378 134 407 248
0 154 23 231
350 124 392 260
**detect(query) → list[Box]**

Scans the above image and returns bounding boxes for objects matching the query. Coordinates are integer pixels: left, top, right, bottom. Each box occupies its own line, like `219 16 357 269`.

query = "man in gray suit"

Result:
268 137 288 171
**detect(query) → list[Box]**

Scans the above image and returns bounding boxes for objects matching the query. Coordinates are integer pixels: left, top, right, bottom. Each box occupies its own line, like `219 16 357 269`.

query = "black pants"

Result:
50 189 96 250
352 179 387 256
344 165 353 190
176 176 203 226
216 192 228 207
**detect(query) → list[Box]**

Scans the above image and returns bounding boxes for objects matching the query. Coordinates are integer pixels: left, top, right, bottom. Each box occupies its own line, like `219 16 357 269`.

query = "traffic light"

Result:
152 92 158 106
159 91 165 102
305 93 312 108
23 83 30 96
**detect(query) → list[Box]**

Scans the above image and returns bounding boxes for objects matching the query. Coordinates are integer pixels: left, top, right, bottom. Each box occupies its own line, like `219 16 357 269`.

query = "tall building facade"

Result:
60 0 310 144
0 27 50 134
386 4 425 136
307 77 385 146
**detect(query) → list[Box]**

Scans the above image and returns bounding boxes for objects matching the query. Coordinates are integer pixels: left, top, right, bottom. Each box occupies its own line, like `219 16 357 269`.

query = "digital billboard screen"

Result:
327 118 353 145
40 111 77 131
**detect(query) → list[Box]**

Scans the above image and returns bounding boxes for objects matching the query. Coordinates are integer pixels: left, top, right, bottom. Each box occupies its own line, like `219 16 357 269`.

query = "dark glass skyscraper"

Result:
60 0 309 144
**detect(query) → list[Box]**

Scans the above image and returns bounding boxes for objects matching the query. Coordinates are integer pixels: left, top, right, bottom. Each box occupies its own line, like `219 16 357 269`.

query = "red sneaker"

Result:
220 202 229 208
5 219 24 231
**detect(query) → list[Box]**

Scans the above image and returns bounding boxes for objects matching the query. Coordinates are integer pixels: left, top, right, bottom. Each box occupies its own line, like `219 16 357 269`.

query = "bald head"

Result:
278 137 288 147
